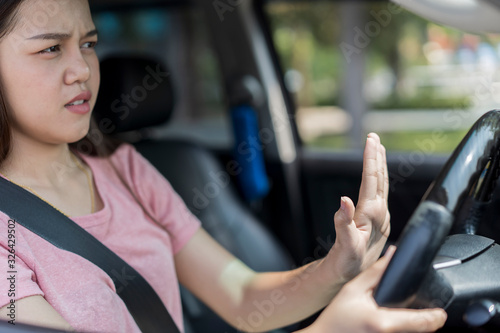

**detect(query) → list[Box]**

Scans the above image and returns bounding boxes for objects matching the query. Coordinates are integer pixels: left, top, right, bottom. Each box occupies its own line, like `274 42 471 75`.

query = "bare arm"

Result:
0 295 74 331
175 228 344 332
174 133 392 332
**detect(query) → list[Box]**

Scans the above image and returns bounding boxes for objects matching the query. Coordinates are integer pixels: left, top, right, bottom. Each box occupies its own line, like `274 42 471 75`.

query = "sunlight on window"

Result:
264 1 500 152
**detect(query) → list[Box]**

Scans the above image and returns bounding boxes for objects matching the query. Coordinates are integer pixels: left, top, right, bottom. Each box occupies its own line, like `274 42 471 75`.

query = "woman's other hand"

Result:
301 247 447 333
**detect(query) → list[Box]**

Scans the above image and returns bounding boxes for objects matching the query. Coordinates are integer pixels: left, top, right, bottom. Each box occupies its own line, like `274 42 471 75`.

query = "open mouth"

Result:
66 100 87 107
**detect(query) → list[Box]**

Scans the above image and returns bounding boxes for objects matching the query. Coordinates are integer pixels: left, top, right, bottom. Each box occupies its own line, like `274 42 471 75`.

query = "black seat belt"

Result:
0 177 180 333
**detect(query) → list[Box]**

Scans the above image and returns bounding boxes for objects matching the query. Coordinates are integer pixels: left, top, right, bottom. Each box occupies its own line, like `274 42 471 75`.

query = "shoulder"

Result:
110 144 166 193
110 143 142 164
94 143 174 197
110 143 154 174
82 143 152 180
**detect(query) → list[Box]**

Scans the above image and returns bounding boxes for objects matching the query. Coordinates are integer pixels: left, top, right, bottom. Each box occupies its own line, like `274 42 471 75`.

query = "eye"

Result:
82 41 98 49
39 45 61 54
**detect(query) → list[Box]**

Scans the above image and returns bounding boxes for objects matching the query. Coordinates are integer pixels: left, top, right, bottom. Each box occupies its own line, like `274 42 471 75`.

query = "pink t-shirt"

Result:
0 144 201 332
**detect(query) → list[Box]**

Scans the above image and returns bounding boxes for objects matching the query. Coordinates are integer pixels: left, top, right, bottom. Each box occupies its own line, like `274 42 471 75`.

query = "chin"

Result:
69 135 88 145
66 125 92 144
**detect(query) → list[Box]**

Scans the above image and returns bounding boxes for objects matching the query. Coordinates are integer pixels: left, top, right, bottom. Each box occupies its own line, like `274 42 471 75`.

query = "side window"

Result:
93 6 229 147
263 1 500 152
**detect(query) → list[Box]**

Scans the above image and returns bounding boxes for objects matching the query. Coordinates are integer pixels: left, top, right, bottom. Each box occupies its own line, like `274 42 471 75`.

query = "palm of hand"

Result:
328 133 390 281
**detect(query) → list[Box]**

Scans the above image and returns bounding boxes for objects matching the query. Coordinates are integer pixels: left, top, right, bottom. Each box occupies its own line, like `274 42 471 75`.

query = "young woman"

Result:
0 0 446 332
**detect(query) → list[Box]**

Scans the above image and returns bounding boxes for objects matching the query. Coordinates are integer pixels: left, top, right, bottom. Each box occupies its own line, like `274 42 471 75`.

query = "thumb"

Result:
333 196 356 244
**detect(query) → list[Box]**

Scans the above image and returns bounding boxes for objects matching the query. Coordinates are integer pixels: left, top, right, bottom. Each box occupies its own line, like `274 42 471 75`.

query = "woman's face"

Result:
0 0 100 146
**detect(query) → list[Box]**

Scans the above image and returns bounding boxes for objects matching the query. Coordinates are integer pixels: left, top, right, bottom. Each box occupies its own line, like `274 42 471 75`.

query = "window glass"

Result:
264 1 500 152
93 6 229 147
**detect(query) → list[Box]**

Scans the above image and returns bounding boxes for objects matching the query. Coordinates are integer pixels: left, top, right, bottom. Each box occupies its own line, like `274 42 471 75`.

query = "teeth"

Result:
68 100 85 106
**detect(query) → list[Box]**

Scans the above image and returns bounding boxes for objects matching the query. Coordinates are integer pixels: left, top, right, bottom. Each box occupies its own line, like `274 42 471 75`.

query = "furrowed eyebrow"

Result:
85 29 99 39
27 29 98 41
27 32 71 41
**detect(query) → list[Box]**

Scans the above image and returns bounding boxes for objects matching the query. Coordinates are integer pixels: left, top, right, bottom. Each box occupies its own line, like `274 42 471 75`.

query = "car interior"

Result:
93 54 296 333
2 0 500 332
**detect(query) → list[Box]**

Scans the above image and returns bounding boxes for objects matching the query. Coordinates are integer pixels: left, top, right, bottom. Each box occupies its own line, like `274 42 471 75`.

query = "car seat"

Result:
93 55 295 333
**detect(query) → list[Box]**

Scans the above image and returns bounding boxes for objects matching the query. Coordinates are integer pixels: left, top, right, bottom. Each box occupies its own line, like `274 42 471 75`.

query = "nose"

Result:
64 51 91 85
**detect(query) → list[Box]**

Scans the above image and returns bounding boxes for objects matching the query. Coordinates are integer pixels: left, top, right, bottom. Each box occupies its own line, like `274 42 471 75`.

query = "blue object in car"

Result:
230 105 270 201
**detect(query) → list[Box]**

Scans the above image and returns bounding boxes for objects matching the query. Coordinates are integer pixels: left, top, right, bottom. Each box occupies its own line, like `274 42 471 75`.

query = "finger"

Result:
381 308 447 333
377 140 385 197
350 246 395 290
333 196 356 245
384 244 396 258
358 135 378 201
368 133 386 199
368 132 381 143
381 143 389 201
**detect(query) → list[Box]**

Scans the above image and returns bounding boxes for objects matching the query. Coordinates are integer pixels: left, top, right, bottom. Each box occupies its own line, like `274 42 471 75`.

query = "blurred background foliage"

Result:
94 1 500 153
264 1 500 151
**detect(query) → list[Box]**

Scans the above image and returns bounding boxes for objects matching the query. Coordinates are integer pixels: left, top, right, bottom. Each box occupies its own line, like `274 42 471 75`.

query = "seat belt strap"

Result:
0 177 180 333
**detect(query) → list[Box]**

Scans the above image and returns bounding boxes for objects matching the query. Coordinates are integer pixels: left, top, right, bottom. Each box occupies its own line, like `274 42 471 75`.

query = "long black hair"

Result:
0 0 24 163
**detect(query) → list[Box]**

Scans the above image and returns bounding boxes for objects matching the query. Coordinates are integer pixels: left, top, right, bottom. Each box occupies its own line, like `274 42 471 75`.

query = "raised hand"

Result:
327 133 391 281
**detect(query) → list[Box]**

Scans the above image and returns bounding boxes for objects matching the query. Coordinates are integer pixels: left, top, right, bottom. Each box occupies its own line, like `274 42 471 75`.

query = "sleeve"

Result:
0 217 44 309
111 144 201 254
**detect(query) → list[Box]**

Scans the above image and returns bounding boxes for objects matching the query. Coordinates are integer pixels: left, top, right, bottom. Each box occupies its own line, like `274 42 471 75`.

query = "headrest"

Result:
93 55 174 134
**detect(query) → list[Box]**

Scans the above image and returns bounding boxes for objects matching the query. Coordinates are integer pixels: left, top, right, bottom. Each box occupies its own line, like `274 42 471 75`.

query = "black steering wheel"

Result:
375 110 500 329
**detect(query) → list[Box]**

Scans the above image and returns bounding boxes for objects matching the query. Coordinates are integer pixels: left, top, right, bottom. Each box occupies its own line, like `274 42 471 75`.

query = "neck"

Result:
0 136 78 188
